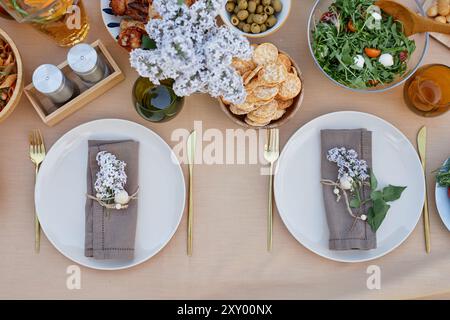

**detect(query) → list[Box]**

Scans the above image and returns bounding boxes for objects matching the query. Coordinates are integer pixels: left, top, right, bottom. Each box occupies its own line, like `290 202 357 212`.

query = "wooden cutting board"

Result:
423 0 450 48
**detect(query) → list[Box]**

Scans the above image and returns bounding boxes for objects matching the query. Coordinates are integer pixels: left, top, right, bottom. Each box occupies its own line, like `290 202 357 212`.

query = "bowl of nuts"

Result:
220 0 291 37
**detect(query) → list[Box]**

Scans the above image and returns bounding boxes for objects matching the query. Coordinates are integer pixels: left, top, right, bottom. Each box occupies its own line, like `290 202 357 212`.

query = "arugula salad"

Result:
312 0 416 89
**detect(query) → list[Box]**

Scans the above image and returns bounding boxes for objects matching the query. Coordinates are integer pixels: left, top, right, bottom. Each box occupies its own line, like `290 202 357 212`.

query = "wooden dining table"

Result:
0 0 449 299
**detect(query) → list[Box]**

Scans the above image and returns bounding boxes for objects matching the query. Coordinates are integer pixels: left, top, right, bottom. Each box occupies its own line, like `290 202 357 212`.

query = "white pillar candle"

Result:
32 64 76 105
67 44 109 85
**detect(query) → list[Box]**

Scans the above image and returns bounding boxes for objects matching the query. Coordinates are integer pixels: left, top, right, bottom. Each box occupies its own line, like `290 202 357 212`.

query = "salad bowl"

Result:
307 0 429 93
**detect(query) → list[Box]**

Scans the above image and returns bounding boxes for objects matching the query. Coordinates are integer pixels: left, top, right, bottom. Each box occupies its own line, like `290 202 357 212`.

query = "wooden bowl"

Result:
219 50 304 129
0 27 23 123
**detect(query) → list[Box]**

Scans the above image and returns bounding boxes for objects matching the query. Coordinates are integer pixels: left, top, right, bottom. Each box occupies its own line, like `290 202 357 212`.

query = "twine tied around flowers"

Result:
320 179 366 221
87 188 139 210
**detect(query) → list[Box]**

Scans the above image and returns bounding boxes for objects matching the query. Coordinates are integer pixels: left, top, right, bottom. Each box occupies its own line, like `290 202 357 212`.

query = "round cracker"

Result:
246 111 273 124
232 101 256 112
249 86 278 102
229 104 250 115
245 116 271 127
277 74 302 100
253 43 279 66
231 58 254 75
258 62 288 85
277 53 292 70
271 108 286 121
277 98 294 110
250 100 278 118
244 65 263 85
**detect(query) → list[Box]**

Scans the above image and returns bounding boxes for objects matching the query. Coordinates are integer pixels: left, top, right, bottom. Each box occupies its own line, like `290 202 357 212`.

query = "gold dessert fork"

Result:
29 129 46 253
264 128 279 252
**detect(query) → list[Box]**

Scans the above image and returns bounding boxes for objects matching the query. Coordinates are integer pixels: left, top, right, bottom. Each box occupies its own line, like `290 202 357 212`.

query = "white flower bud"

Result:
360 214 367 221
339 176 353 190
115 203 122 210
114 190 130 205
333 188 340 195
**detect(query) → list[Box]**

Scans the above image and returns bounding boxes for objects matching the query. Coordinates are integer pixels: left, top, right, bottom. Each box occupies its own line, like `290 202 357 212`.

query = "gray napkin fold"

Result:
85 140 139 260
321 129 376 250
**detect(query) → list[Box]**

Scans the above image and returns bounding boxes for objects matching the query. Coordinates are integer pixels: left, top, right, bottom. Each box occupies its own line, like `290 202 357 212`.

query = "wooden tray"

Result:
24 40 125 127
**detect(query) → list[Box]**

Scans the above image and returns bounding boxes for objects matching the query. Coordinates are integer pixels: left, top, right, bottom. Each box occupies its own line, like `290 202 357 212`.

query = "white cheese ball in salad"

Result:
379 53 394 67
353 55 365 69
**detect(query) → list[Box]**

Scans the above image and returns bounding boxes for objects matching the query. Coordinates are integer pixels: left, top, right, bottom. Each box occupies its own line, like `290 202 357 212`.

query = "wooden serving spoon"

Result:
375 0 450 36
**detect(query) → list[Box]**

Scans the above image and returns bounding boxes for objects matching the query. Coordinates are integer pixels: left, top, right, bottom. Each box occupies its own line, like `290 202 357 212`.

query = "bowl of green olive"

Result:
220 0 291 37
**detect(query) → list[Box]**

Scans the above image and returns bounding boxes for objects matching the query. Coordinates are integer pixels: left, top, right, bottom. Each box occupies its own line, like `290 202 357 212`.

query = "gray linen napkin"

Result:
321 129 376 250
85 140 139 260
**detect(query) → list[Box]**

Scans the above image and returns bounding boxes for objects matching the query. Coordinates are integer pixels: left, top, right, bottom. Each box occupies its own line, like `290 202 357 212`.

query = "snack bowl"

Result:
219 49 304 129
219 0 291 38
307 0 428 93
0 27 23 123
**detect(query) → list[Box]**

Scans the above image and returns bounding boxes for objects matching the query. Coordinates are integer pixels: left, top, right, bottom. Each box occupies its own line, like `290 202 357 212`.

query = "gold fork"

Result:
29 129 46 253
264 128 279 252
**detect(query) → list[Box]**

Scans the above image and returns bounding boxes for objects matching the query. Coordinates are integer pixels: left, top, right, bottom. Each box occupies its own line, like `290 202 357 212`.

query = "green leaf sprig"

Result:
350 170 406 232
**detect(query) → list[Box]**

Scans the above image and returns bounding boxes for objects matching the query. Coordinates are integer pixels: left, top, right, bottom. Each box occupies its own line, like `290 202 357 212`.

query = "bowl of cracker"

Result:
219 43 304 128
0 27 23 123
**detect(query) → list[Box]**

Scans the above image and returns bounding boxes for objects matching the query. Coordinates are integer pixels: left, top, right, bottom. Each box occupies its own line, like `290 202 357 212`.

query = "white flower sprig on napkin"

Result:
130 0 253 104
321 147 407 232
87 151 138 210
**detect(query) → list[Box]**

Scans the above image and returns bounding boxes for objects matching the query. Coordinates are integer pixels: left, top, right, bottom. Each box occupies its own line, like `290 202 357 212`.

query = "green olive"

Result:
247 13 254 23
255 0 261 4
264 5 274 15
261 13 268 23
252 13 263 24
262 0 271 6
256 4 263 13
272 0 282 12
226 1 235 13
243 23 251 33
260 23 267 32
237 9 249 20
231 14 240 26
234 5 239 13
237 0 248 10
247 0 256 13
265 14 277 27
238 21 245 30
251 23 261 33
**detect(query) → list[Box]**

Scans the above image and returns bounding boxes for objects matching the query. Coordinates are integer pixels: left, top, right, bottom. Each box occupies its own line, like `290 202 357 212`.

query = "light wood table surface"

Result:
0 0 449 299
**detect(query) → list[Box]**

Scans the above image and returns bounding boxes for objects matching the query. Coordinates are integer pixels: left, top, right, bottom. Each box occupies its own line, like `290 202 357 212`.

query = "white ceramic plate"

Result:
100 0 122 40
35 119 186 270
436 158 450 231
274 111 425 263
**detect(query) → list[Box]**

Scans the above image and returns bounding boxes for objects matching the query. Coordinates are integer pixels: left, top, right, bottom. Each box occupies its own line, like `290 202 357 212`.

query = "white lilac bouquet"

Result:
130 0 253 104
321 147 406 232
91 151 136 210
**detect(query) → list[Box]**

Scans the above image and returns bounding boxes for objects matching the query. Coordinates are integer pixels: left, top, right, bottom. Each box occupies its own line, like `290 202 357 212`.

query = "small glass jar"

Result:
132 77 184 123
404 64 450 117
67 43 109 86
32 64 78 105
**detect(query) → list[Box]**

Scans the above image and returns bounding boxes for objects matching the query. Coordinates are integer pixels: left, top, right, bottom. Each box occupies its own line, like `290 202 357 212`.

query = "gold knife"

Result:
417 126 430 253
187 130 197 256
